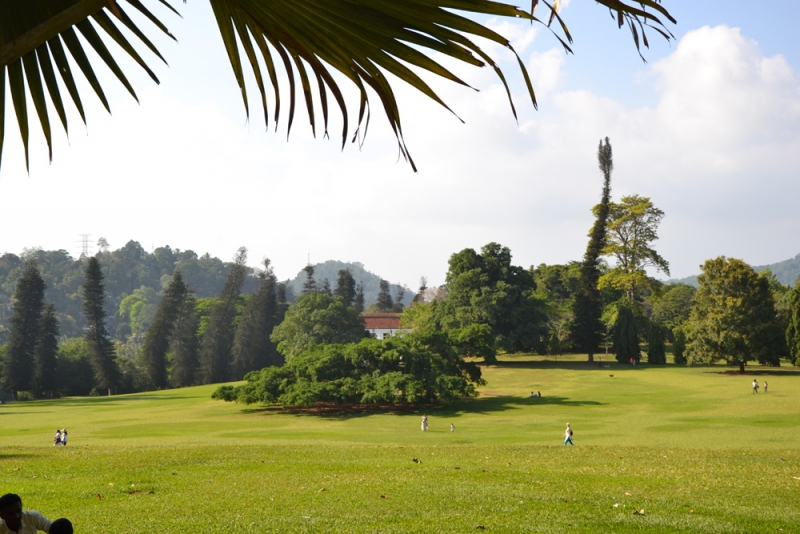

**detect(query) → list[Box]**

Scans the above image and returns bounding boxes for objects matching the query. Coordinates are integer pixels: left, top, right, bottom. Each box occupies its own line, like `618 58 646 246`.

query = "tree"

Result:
376 280 394 312
651 284 695 331
613 303 640 364
572 138 613 362
647 322 666 364
686 257 787 372
231 259 283 380
33 304 60 398
320 278 332 297
600 195 670 300
270 293 368 361
786 281 800 366
169 297 200 388
413 277 428 303
83 256 119 395
393 285 406 312
672 325 687 365
353 281 366 314
200 247 248 384
140 268 189 389
1 2 675 173
301 265 317 295
334 269 356 307
2 260 46 398
436 242 547 359
214 325 487 407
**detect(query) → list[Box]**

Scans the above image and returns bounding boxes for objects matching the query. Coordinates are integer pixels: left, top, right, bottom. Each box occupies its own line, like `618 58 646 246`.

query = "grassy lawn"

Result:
1 358 799 532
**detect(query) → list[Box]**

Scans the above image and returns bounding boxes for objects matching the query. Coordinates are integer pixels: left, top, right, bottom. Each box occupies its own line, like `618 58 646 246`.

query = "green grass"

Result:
2 358 799 532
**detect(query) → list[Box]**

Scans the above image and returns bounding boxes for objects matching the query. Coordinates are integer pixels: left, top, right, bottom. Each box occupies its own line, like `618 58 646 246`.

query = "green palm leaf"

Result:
0 0 676 172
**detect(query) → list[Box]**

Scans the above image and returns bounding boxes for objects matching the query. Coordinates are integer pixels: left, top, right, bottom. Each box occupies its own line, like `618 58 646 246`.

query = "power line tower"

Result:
79 234 92 257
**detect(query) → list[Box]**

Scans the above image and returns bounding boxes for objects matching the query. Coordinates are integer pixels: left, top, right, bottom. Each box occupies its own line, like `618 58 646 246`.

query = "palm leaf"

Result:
1 0 676 172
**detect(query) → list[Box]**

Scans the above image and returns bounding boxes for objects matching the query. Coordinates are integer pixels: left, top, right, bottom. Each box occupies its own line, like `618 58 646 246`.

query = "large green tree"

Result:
599 195 670 300
571 138 613 362
613 302 640 363
33 303 60 397
376 280 394 312
83 256 119 395
140 268 190 389
270 292 368 361
231 259 283 379
786 281 800 366
334 268 356 308
169 296 201 388
435 242 547 359
3 260 46 398
200 247 248 384
686 257 787 372
0 1 675 172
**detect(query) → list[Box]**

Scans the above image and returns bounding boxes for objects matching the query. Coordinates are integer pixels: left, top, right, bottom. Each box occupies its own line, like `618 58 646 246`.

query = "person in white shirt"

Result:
0 494 52 534
60 430 68 447
563 423 574 446
752 379 759 393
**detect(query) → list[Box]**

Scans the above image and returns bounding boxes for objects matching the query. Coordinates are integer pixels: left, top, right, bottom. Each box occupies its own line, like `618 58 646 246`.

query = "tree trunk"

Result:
739 361 745 373
588 351 594 363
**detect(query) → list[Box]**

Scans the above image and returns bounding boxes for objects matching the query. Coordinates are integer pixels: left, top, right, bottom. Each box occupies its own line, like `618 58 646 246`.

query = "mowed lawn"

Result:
1 358 799 533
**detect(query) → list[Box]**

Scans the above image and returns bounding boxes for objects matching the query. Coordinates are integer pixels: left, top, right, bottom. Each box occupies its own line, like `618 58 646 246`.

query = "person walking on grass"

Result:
752 379 759 393
763 381 768 394
421 414 428 432
563 423 574 446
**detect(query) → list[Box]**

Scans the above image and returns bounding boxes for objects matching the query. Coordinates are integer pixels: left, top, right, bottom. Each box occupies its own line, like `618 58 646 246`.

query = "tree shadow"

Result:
239 394 604 420
488 360 637 371
706 369 800 376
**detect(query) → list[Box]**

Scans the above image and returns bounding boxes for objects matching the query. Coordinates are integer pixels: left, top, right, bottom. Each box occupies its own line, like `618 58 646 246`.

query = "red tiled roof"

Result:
362 313 402 330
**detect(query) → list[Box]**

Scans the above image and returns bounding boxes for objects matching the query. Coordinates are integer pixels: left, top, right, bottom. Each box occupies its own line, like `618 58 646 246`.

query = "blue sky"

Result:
1 0 799 288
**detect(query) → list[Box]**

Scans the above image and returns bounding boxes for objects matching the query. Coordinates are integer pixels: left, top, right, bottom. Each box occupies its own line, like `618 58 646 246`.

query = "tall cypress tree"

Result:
301 264 317 295
3 260 46 399
320 278 332 297
200 247 248 384
232 259 283 379
83 256 119 395
376 280 394 312
572 137 613 362
33 304 60 398
141 269 189 389
354 281 365 314
170 297 200 388
647 322 666 364
334 269 356 307
277 281 291 319
614 304 640 363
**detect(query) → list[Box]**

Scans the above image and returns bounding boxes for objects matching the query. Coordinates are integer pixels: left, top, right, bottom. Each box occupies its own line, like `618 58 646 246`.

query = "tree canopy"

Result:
1 0 676 171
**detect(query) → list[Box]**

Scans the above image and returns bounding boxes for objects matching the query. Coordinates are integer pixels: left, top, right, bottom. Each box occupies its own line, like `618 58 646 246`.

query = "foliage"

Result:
535 262 581 354
231 260 284 380
302 265 318 295
613 303 640 364
572 138 613 361
270 292 368 361
118 286 160 338
651 283 695 330
0 0 676 172
200 247 249 384
214 326 486 406
686 257 787 372
82 256 119 394
55 337 95 396
375 279 394 312
787 281 800 366
434 242 547 359
140 268 190 389
353 281 365 314
599 195 670 299
2 260 46 397
646 322 666 364
32 303 60 397
169 297 201 388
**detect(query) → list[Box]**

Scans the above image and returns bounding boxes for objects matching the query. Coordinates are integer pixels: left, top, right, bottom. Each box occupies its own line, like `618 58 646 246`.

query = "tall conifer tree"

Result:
141 269 189 389
301 264 317 295
572 137 613 362
614 304 640 363
33 304 60 398
334 269 356 307
3 260 46 399
83 256 119 395
354 281 365 314
647 322 666 364
170 297 200 388
320 278 332 297
200 247 248 384
232 259 283 379
376 280 394 312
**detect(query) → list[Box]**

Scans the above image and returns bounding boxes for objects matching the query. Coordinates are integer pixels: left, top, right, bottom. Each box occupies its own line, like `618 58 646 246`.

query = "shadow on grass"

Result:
240 394 604 419
488 360 645 372
706 369 800 376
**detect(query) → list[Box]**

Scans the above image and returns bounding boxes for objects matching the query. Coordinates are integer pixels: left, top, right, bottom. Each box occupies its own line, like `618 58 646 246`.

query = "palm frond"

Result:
1 0 676 172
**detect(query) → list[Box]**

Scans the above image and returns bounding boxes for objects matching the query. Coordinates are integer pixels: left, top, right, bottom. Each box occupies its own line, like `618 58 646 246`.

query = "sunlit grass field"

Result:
2 356 799 533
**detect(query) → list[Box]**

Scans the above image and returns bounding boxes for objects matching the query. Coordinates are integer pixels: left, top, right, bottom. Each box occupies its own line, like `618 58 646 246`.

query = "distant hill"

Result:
284 260 415 307
667 253 800 287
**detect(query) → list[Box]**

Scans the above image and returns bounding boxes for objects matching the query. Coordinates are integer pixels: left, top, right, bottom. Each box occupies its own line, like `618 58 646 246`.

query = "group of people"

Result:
53 429 68 447
752 380 768 393
419 415 456 432
0 494 72 534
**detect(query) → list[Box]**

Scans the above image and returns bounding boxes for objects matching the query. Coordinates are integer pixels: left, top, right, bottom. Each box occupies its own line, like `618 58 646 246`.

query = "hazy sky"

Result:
1 1 799 287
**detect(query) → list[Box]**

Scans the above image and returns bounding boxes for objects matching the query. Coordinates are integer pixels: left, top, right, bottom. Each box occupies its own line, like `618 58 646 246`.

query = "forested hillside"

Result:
0 242 260 341
668 252 800 287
